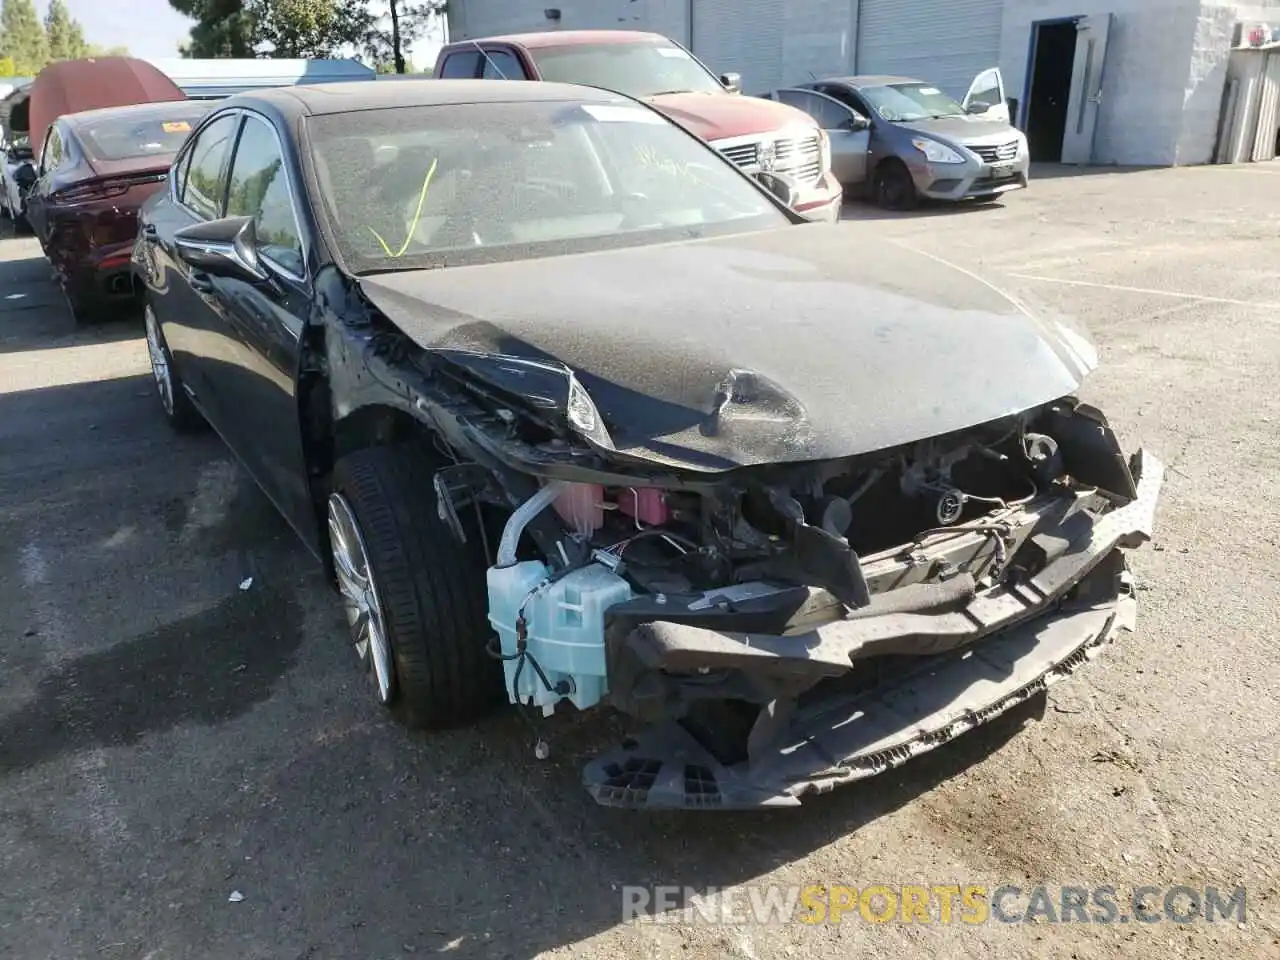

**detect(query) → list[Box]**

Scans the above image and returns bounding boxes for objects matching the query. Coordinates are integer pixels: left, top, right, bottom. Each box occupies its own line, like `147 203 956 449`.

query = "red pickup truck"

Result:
433 30 843 222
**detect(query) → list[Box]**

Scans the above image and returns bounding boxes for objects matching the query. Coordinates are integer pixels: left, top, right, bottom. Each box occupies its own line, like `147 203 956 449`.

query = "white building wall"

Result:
448 0 691 45
999 0 1204 166
1185 0 1280 161
449 0 1280 165
448 0 855 89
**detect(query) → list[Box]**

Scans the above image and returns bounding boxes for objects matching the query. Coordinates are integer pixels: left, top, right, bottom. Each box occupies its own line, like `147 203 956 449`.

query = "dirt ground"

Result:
1 162 1278 960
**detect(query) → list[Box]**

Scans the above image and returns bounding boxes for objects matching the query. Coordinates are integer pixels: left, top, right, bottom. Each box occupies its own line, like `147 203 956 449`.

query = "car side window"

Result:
39 126 62 173
480 49 525 79
182 113 240 220
817 84 871 118
438 52 481 78
778 90 847 130
224 114 304 276
171 143 193 199
968 71 1002 110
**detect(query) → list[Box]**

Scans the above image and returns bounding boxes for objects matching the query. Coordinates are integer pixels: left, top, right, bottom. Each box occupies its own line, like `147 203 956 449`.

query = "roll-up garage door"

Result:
855 0 1003 101
690 0 784 95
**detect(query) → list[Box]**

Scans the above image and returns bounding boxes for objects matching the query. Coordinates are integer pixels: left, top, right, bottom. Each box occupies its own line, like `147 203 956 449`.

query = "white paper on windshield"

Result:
656 46 691 58
919 87 942 95
581 104 665 124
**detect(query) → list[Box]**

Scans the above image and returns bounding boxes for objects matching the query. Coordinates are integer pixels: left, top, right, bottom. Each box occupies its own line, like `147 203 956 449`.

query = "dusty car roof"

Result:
824 75 920 88
233 79 627 118
453 30 667 49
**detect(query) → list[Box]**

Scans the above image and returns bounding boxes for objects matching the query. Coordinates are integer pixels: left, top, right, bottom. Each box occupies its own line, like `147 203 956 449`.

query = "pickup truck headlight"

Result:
911 138 965 164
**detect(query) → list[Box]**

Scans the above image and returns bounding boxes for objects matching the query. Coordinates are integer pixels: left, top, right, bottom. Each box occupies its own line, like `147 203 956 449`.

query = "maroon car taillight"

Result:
55 182 130 203
55 173 166 204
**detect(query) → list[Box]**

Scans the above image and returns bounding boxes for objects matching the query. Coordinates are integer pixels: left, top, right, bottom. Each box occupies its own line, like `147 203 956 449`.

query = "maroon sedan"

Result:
25 100 211 323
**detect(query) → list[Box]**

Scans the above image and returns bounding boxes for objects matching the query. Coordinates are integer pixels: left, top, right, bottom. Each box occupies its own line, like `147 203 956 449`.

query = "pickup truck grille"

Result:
970 140 1020 163
715 132 824 185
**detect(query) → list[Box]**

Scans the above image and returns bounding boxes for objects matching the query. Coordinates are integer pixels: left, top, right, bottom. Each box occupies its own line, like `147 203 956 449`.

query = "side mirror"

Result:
719 72 742 94
966 100 991 115
843 115 870 132
174 215 269 284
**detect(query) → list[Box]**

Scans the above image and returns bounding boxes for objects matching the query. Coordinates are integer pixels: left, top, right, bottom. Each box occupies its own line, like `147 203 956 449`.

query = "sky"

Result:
38 0 195 59
36 0 447 67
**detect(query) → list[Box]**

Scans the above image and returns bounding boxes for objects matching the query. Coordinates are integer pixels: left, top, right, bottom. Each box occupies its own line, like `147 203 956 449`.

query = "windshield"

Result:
860 82 966 122
307 99 787 274
78 104 211 162
528 40 725 98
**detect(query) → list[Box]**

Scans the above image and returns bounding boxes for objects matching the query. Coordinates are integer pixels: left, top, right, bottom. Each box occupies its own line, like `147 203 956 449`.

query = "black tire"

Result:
63 284 97 326
144 300 204 432
331 444 502 730
872 159 920 211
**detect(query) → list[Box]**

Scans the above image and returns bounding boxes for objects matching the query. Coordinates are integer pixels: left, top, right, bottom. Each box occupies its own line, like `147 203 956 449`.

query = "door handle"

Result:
190 272 214 294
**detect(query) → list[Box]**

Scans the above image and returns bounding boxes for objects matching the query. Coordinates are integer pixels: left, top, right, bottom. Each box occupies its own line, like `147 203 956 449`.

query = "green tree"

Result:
248 0 373 59
84 43 131 57
171 0 254 58
43 0 75 60
65 17 88 58
0 55 14 75
0 0 48 75
365 0 445 74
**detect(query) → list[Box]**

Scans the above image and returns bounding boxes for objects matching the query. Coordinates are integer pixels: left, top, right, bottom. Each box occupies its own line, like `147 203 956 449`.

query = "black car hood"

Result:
357 224 1098 472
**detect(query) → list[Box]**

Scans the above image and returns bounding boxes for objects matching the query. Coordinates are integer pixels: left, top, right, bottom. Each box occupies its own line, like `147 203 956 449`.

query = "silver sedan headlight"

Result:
911 138 966 164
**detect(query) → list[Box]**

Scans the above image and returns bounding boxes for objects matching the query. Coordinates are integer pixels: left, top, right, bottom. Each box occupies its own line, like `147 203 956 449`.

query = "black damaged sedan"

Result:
133 79 1163 810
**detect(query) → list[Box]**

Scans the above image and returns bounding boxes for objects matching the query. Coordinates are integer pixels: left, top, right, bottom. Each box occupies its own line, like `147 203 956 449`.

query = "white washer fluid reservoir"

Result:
487 561 633 715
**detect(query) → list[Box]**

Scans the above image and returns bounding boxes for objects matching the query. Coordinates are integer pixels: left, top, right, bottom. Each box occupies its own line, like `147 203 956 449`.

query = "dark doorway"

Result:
1025 20 1078 162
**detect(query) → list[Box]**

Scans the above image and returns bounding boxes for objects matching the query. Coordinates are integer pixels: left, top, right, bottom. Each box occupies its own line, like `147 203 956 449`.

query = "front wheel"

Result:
329 445 502 730
872 160 920 211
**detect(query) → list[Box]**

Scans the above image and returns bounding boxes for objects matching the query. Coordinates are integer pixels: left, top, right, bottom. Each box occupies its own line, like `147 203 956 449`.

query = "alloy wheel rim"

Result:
144 306 175 416
327 493 394 704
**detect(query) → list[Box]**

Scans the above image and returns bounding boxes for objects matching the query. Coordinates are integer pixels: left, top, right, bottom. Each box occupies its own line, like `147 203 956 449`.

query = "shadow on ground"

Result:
0 585 305 775
842 196 1012 222
0 250 143 355
1029 162 1166 180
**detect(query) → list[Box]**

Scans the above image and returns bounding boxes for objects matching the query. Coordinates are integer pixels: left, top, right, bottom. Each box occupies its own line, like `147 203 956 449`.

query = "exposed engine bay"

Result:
320 228 1164 810
418 374 1162 808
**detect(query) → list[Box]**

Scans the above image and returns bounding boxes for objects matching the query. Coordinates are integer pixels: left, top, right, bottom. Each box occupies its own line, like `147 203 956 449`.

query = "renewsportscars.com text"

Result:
622 884 1248 926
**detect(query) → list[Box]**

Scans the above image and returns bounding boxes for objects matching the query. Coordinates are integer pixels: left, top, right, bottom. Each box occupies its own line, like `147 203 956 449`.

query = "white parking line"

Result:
1005 273 1280 312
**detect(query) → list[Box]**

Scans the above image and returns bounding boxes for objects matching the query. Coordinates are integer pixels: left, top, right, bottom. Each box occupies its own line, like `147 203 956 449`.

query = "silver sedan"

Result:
764 70 1030 210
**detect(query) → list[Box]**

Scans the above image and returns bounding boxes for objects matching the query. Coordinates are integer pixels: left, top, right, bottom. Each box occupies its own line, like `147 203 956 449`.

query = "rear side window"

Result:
182 113 239 220
438 52 480 78
171 144 193 199
480 49 525 79
40 126 63 172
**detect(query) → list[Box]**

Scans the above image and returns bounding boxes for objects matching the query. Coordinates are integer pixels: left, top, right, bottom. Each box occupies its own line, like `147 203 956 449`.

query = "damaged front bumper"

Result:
583 450 1164 809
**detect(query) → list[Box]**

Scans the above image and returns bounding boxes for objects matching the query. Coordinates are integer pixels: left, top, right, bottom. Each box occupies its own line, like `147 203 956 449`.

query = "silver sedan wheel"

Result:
144 305 175 416
327 492 395 703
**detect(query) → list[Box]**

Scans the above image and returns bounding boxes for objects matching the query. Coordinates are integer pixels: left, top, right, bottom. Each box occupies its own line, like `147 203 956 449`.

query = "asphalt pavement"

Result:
1 163 1278 960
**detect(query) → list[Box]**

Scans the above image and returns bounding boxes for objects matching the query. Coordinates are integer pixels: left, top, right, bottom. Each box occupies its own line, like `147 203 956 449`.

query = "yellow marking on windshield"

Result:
367 156 439 258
